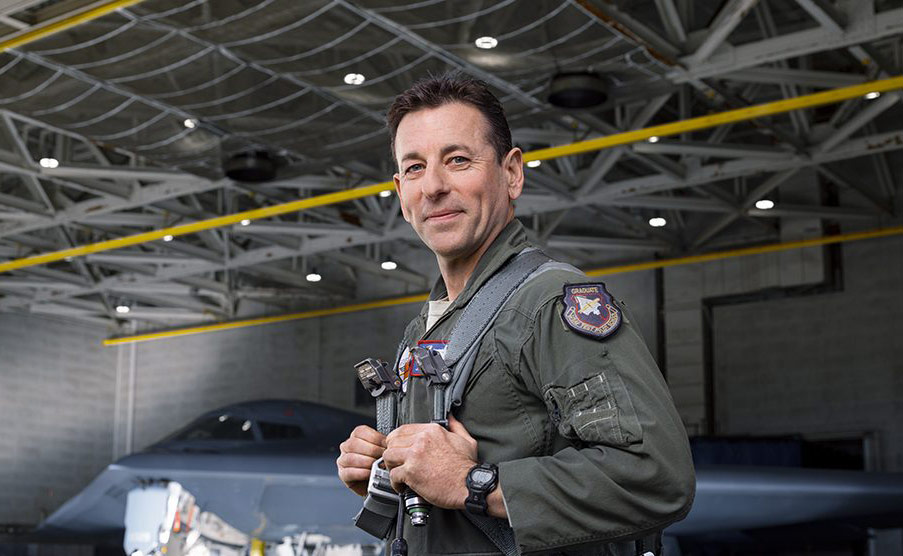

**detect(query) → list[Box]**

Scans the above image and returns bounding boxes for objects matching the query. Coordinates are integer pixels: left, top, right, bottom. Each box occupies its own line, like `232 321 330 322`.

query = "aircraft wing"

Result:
667 465 903 536
36 451 373 544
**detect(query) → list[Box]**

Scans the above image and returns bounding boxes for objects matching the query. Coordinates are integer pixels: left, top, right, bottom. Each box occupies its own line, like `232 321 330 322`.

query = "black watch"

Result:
465 463 499 515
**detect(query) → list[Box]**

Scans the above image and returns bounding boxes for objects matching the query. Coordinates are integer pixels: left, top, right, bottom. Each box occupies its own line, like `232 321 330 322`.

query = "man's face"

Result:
393 102 523 262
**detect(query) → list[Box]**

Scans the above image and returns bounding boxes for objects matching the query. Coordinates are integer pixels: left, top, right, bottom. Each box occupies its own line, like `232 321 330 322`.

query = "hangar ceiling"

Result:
0 0 901 330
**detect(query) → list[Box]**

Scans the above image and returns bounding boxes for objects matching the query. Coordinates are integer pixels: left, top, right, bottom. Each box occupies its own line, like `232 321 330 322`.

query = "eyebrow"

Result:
399 144 475 163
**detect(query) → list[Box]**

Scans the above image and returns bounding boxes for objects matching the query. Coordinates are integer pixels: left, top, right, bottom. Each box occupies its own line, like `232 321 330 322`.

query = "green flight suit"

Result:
392 220 695 555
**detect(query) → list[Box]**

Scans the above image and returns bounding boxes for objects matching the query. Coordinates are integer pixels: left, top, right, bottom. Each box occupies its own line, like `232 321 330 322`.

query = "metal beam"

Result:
234 221 373 237
633 140 793 160
670 7 903 81
545 235 669 252
692 169 799 248
103 224 903 345
686 0 759 67
2 79 902 280
795 0 845 31
815 92 900 153
654 0 687 46
325 250 429 289
0 0 147 54
722 67 865 89
84 252 207 265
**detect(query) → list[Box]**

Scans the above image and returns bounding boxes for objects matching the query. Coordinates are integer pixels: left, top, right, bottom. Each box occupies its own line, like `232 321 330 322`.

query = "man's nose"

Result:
421 164 450 199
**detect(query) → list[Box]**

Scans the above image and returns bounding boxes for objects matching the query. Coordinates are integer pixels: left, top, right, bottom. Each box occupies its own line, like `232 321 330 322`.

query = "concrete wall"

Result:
712 235 903 471
0 314 115 525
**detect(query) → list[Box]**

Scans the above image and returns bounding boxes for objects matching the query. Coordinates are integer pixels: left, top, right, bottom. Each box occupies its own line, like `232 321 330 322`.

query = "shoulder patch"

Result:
561 283 622 340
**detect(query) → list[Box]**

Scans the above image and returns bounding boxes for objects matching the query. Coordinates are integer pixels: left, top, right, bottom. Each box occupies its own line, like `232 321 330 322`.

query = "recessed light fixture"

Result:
306 271 322 282
755 199 775 210
241 420 252 432
344 73 365 85
183 118 197 129
474 36 498 49
163 234 174 242
381 260 397 271
648 217 667 227
379 190 392 198
647 136 660 143
864 91 881 100
115 305 131 314
218 415 228 422
526 160 542 168
240 219 251 226
39 157 59 168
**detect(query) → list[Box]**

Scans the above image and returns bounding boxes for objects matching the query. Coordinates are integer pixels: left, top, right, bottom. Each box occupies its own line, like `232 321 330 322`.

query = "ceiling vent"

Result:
548 72 608 109
223 150 277 182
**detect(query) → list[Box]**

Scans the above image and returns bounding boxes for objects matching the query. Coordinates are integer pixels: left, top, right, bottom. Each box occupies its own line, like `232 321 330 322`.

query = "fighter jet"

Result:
23 400 903 555
33 400 377 552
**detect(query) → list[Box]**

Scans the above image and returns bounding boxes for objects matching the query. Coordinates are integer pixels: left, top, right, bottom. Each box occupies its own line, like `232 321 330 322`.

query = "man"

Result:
336 73 695 555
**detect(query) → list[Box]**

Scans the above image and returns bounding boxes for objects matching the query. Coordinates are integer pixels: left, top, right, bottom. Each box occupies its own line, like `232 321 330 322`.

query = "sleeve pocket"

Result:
544 371 643 447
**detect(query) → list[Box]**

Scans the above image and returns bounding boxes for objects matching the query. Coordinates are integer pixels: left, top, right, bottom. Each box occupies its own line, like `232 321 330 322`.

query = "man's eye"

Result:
405 163 424 174
451 156 468 164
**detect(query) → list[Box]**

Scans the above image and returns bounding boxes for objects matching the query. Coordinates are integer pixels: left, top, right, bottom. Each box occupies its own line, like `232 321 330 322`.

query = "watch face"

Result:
471 469 494 485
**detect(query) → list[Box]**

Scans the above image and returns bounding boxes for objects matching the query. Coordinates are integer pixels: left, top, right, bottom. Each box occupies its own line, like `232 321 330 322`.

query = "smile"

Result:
425 210 462 222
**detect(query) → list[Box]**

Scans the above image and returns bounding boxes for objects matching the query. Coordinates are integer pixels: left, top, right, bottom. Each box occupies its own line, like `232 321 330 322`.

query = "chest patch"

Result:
562 283 622 340
397 340 448 393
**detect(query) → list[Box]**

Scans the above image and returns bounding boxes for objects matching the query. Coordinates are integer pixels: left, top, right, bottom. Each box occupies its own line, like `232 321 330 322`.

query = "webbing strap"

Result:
464 513 518 556
443 249 550 366
375 395 396 436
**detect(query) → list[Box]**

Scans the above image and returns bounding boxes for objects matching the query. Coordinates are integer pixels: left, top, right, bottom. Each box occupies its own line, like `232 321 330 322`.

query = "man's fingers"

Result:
382 446 410 469
389 466 407 494
336 452 377 471
350 425 387 447
340 436 386 459
447 414 474 440
338 466 371 484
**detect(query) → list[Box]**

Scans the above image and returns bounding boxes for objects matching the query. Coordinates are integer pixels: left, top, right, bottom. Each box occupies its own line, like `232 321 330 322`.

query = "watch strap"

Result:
465 463 498 516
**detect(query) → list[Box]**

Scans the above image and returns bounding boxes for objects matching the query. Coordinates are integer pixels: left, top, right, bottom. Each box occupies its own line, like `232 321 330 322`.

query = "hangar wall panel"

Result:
0 314 115 525
712 235 903 471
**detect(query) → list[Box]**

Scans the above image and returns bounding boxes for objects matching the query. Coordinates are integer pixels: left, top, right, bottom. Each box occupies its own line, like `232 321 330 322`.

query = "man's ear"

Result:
393 174 411 223
503 147 525 202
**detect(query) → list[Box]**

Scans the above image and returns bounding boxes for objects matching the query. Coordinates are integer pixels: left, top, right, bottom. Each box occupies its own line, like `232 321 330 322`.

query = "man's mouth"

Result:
425 209 462 221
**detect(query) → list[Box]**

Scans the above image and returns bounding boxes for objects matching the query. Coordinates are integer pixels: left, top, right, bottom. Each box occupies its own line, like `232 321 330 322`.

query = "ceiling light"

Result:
115 305 131 314
218 415 228 422
241 420 252 432
39 157 59 168
648 217 667 227
344 73 365 85
183 118 197 129
755 199 775 210
864 91 881 100
163 234 174 242
648 136 660 143
381 260 397 271
474 36 498 49
306 271 322 282
223 150 276 183
379 190 392 198
526 160 542 168
240 219 251 226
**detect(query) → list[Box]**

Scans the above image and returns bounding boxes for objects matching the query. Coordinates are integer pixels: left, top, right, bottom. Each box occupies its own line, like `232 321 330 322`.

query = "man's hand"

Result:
382 414 478 510
336 425 387 497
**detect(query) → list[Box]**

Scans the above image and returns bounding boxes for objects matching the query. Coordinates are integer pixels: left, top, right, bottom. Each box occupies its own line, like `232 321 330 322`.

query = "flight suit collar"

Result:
427 218 532 311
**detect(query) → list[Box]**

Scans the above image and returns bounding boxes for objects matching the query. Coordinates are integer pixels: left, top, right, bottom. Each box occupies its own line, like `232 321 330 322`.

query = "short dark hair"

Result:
386 72 513 165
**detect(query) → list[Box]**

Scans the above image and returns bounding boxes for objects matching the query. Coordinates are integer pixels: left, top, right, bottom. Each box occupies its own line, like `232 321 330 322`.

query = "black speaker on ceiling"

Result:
223 150 277 182
548 72 608 109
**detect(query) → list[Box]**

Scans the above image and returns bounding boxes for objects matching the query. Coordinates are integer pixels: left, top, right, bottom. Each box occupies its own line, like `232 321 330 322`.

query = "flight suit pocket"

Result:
544 371 643 447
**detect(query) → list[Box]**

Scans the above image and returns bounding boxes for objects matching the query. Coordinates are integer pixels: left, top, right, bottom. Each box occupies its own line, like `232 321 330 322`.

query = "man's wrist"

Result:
464 462 499 515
